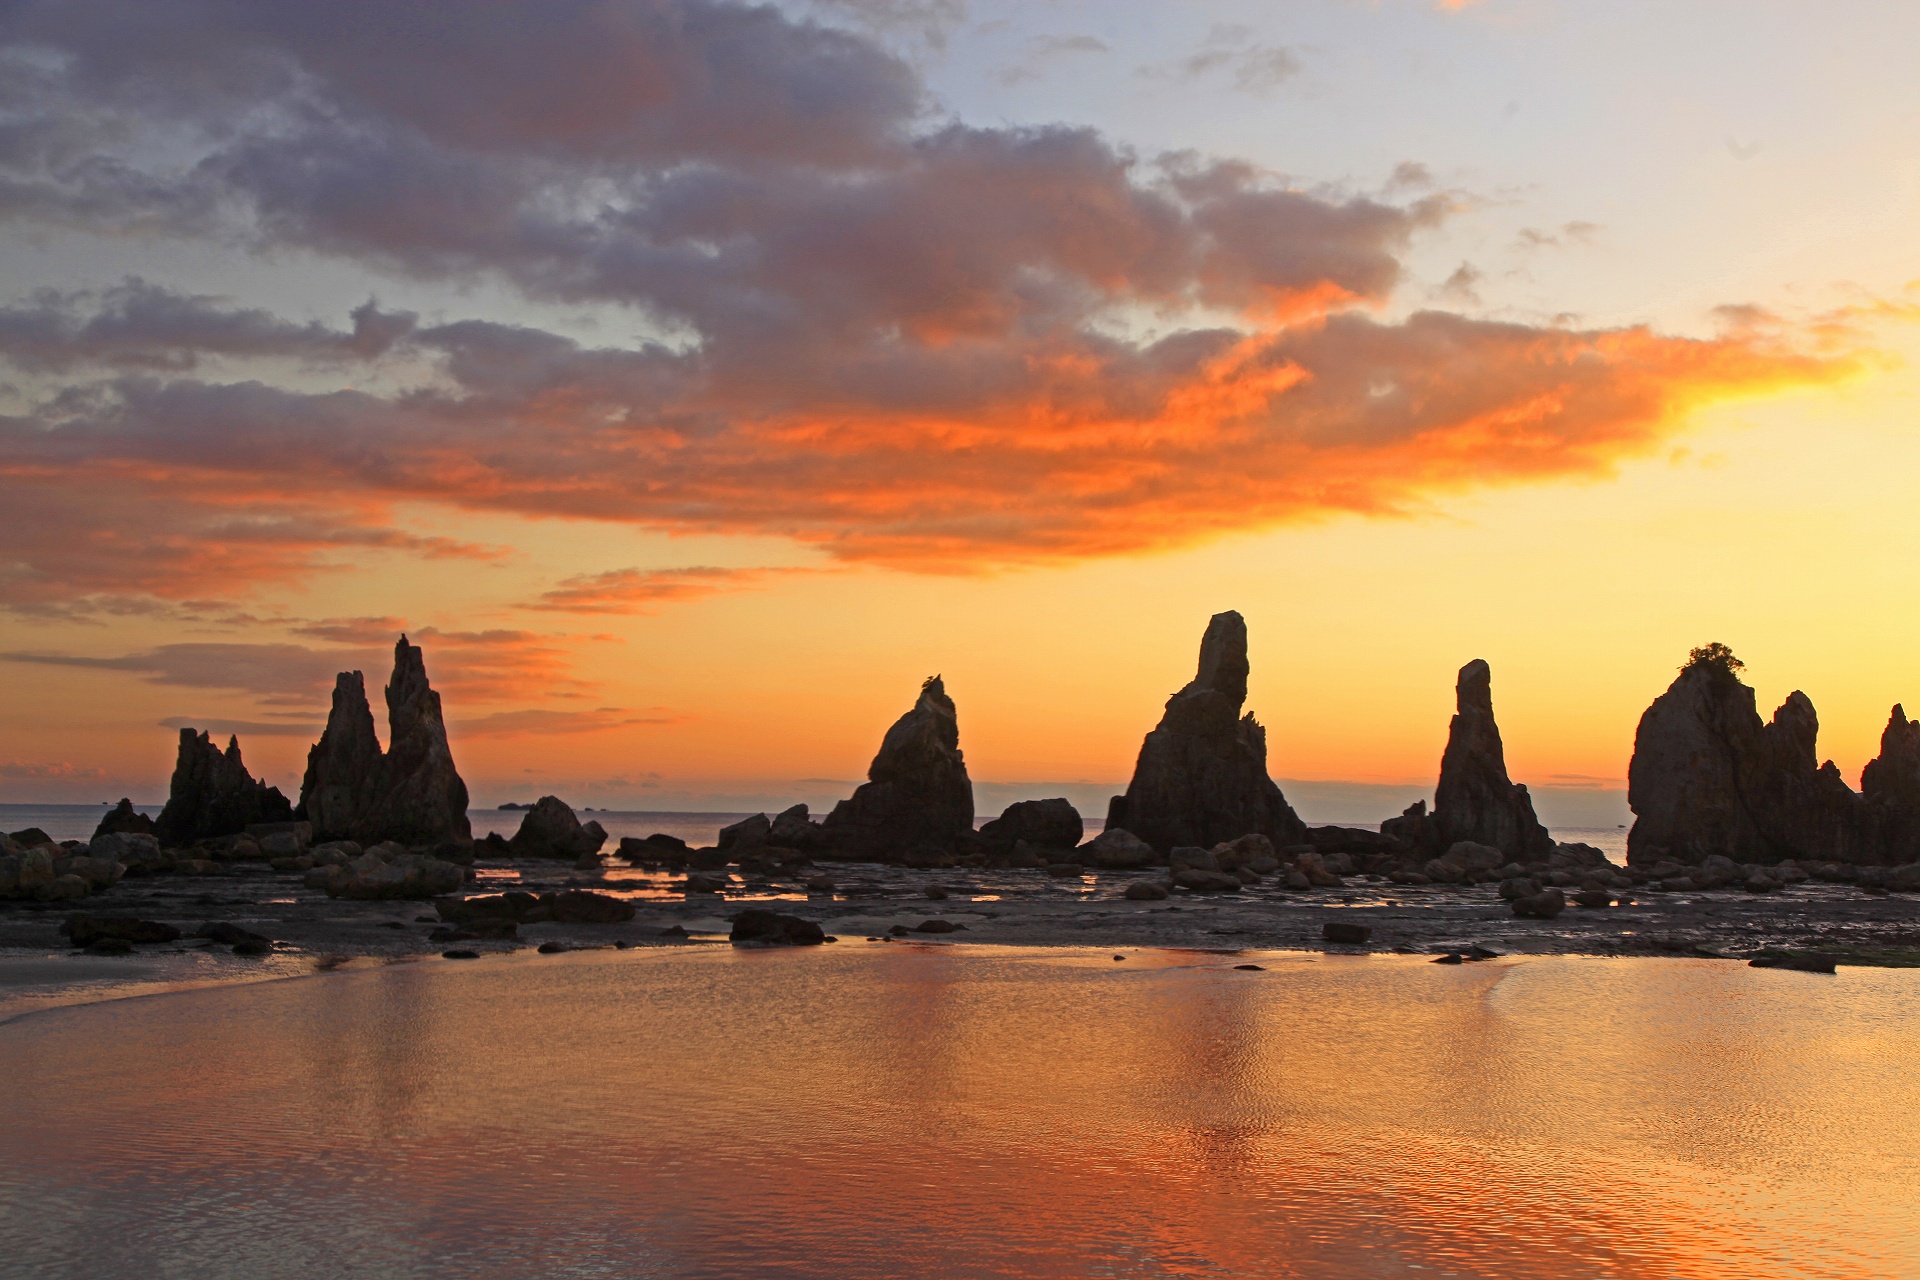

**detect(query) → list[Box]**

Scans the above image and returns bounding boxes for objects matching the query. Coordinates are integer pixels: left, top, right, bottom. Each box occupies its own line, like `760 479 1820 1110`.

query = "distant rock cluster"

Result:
1627 649 1920 873
31 616 1920 927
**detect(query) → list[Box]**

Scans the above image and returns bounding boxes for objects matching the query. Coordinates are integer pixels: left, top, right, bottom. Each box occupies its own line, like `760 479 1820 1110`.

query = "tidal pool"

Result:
0 946 1914 1279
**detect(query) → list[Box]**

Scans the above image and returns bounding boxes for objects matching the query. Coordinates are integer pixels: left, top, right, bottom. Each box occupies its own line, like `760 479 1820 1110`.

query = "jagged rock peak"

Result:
1433 659 1552 860
295 636 471 847
1862 704 1920 799
300 671 385 842
821 674 975 862
1626 647 1861 866
374 635 471 846
1106 611 1304 853
154 729 294 847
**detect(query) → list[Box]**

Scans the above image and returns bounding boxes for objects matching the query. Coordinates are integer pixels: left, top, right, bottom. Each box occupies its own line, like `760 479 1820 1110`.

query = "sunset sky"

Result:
3 0 1917 822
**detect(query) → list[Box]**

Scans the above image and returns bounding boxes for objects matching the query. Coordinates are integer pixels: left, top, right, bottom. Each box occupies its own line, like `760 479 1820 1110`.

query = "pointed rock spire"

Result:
295 635 471 847
154 728 293 847
371 635 471 845
822 675 974 862
299 671 385 842
1105 611 1304 853
1433 659 1553 860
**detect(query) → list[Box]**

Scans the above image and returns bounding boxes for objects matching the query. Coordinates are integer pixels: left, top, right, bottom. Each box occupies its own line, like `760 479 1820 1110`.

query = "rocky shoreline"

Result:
7 618 1920 987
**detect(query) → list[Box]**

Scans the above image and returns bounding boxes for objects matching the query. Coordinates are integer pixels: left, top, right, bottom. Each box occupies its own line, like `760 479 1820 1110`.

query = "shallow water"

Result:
0 947 1912 1279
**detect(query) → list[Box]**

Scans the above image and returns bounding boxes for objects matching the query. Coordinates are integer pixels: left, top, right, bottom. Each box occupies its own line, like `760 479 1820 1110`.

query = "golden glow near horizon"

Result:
2 1 1918 820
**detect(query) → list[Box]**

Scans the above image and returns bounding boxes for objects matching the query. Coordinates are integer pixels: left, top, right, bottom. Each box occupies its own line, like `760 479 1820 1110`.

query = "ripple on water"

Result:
0 947 1915 1280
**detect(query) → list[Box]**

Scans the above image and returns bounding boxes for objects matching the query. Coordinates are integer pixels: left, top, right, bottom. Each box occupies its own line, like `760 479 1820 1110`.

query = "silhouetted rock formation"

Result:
1626 655 1863 866
822 676 974 861
1433 660 1553 860
154 730 293 847
508 796 608 859
979 798 1083 854
300 672 384 841
1105 611 1305 853
1860 705 1920 865
91 798 153 841
297 637 471 847
373 637 471 845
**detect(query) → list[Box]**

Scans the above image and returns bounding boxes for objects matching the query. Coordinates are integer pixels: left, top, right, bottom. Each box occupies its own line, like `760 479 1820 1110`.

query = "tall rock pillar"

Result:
1105 611 1305 853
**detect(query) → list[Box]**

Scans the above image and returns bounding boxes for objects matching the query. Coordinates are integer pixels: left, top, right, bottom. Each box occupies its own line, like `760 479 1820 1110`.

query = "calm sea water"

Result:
0 947 1911 1279
2 804 1631 861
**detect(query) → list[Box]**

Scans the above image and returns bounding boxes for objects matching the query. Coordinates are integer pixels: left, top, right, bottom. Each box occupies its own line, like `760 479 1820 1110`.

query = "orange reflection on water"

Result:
0 948 1915 1279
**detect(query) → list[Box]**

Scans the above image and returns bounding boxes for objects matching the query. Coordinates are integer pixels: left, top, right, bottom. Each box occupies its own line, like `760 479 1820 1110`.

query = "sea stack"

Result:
1626 646 1860 866
1861 706 1920 864
822 676 974 862
1432 660 1553 860
300 671 385 842
154 730 294 847
296 636 471 847
1105 611 1305 853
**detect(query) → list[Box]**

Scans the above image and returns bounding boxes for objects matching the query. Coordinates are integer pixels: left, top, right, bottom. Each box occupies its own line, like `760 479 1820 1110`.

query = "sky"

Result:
1 0 1917 823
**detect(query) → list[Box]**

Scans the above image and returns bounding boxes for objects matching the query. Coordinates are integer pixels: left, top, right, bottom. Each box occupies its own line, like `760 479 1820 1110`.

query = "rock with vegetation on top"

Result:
1105 611 1306 854
1626 645 1866 866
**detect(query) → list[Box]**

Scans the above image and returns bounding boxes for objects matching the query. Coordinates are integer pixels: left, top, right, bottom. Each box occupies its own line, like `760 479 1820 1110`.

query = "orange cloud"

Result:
525 566 814 614
0 0 1866 610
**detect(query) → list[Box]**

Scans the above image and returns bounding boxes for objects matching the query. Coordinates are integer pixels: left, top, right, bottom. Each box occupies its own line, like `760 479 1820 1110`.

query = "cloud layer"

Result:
0 0 1849 612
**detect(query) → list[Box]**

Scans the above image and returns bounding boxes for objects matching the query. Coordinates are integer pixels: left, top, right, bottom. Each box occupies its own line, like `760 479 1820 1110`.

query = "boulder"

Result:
1511 888 1566 919
1212 833 1277 870
1306 825 1404 856
91 799 154 840
979 799 1083 854
37 874 90 901
1123 880 1169 900
197 922 272 947
549 890 635 924
8 827 54 849
1079 827 1155 869
437 891 545 923
61 914 181 947
684 872 728 894
507 796 608 859
718 813 772 854
1431 661 1554 861
325 851 465 900
730 909 826 946
618 833 689 863
1171 868 1243 893
1169 846 1219 872
153 729 294 847
1626 651 1865 866
821 676 974 861
1105 612 1306 853
768 805 824 850
52 855 124 889
1 847 56 899
89 830 164 872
